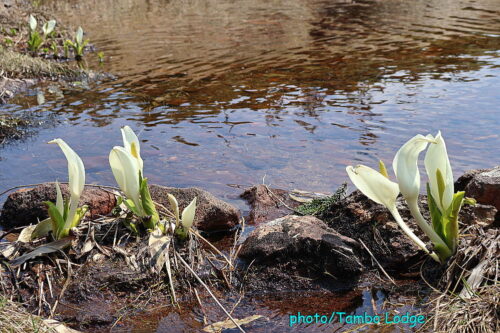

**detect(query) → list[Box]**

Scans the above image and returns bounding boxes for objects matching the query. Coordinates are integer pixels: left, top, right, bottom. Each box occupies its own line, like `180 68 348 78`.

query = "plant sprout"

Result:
97 51 105 64
42 19 56 37
109 126 160 231
347 132 474 263
167 194 197 239
65 27 88 60
27 15 43 53
41 139 88 240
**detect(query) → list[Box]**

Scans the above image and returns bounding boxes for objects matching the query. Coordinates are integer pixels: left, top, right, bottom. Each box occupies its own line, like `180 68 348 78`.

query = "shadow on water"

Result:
0 0 499 330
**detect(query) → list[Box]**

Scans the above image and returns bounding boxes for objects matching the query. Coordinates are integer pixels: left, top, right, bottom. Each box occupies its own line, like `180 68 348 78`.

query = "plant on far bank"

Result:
27 15 43 53
109 126 160 232
33 139 88 240
65 27 88 60
346 132 474 264
27 15 56 53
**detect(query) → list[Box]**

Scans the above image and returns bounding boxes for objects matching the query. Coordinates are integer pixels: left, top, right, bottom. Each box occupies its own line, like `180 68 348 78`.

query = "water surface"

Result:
1 0 499 204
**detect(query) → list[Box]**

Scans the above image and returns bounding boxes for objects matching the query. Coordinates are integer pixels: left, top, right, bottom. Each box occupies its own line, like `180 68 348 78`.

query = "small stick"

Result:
190 229 233 269
164 243 177 304
358 238 396 286
175 252 245 333
194 288 208 325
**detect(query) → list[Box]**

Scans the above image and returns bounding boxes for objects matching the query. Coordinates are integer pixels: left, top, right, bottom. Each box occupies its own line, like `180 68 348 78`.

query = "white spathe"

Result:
121 126 143 173
346 165 399 208
393 134 435 202
109 146 142 210
181 198 197 229
48 139 85 228
425 131 454 213
346 164 441 262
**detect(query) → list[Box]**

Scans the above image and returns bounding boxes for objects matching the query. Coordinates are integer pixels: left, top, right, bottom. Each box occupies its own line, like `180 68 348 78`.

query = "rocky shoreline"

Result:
0 166 498 331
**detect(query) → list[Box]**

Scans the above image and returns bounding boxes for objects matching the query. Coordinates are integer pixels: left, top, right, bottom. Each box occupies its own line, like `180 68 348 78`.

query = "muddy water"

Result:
0 0 499 331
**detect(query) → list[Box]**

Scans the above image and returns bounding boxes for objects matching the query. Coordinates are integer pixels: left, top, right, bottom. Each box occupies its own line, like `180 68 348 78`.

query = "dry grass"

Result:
0 296 55 333
422 225 499 333
0 48 84 80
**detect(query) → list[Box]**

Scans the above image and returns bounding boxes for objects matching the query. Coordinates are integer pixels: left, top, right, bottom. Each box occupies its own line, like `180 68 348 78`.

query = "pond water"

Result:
0 0 499 330
1 0 499 208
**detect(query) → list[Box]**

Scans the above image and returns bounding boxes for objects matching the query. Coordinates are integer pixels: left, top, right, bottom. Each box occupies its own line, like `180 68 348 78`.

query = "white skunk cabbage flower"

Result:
76 26 84 45
121 126 143 173
346 164 440 262
109 146 143 215
181 197 197 230
42 19 56 36
393 134 434 202
49 139 85 229
167 193 197 238
424 131 454 213
167 193 180 226
392 134 450 257
346 165 399 209
29 15 37 31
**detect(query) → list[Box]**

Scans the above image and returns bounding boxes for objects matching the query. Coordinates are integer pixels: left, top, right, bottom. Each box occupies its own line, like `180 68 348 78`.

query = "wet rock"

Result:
0 183 116 228
240 185 300 224
461 204 498 228
149 185 239 232
239 215 363 279
321 191 426 271
455 166 500 216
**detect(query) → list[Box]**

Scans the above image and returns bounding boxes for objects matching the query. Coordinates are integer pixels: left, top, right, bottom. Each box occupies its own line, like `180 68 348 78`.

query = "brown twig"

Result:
175 252 245 333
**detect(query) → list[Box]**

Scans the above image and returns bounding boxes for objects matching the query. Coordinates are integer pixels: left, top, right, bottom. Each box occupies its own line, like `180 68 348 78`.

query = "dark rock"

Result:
149 185 239 232
0 183 116 228
239 215 363 279
321 191 427 271
455 166 500 215
240 185 300 224
460 204 498 228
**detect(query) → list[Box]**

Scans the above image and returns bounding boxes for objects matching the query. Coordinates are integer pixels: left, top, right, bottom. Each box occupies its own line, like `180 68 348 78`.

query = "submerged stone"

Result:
240 185 300 224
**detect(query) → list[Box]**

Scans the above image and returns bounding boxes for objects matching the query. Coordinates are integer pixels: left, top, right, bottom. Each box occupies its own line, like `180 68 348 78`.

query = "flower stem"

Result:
388 206 441 263
407 200 452 260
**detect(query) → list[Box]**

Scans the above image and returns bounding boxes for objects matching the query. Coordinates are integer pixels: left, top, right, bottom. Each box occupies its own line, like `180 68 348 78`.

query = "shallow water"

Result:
1 0 499 205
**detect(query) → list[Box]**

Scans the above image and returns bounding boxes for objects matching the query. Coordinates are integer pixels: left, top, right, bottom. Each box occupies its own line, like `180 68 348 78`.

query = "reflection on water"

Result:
1 0 499 206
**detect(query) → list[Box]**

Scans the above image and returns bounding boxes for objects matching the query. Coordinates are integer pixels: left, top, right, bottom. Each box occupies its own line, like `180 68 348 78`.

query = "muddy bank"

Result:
0 1 109 147
0 167 499 331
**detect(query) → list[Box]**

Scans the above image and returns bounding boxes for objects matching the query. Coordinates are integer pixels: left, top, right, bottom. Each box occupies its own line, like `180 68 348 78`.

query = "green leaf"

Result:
464 197 476 206
32 218 53 239
436 168 446 209
427 183 445 241
55 181 64 215
44 201 64 240
140 178 159 229
442 191 465 252
63 198 69 222
123 198 141 216
70 205 88 229
123 220 139 234
378 160 389 179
